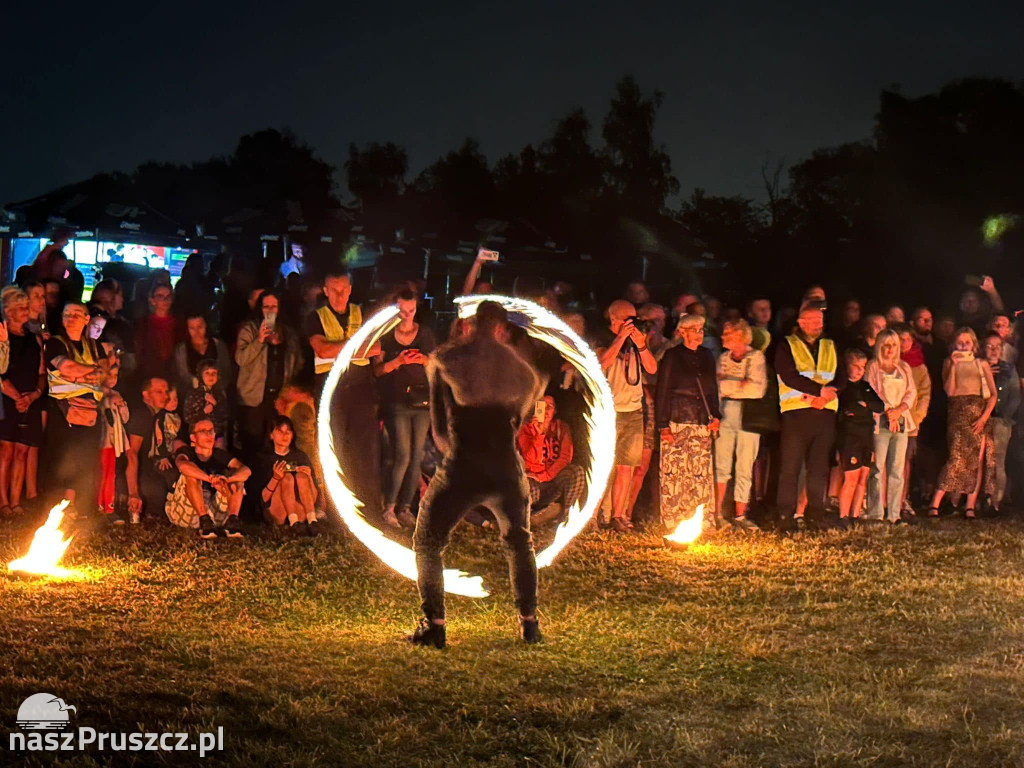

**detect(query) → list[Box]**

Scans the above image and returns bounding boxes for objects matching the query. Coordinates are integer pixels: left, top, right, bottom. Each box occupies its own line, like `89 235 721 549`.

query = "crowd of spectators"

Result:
0 239 1021 540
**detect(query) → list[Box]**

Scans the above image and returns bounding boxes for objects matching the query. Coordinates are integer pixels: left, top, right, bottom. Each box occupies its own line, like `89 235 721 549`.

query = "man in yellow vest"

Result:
774 300 842 532
305 270 382 520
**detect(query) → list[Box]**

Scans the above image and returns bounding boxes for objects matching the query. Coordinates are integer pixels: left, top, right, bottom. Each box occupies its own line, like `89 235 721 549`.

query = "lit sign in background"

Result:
10 238 196 295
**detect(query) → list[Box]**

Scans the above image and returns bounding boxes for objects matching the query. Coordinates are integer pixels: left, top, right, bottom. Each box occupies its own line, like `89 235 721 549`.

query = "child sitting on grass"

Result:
836 348 885 527
184 360 227 448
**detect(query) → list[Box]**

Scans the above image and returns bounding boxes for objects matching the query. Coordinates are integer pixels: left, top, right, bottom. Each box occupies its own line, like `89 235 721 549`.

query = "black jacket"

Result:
655 344 720 429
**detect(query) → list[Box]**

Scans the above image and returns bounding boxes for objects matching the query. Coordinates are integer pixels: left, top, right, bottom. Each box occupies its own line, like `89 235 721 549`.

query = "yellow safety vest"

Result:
777 335 838 413
47 335 104 401
314 303 365 374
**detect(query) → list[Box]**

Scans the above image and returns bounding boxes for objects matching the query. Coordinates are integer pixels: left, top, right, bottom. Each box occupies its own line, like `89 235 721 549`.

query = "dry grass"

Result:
2 514 1024 767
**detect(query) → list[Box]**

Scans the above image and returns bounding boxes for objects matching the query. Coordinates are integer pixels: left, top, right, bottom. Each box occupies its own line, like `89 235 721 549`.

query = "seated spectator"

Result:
274 385 325 512
517 396 586 524
167 418 250 538
836 349 885 525
184 360 228 447
250 416 319 533
23 281 48 337
125 377 177 523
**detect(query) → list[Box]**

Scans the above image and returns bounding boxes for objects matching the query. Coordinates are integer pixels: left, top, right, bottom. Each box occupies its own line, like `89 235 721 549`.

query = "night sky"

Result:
4 1 1023 206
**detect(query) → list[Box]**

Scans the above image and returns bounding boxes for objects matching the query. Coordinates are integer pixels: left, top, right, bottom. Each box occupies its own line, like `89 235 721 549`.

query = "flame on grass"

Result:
318 295 616 596
665 504 704 546
8 500 78 578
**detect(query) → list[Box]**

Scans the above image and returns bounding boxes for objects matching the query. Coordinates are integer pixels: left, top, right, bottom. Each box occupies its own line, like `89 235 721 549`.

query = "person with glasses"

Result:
655 313 720 531
167 418 250 538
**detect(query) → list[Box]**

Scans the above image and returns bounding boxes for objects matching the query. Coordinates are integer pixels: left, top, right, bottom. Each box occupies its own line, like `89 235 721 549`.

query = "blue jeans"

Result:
384 406 431 509
867 424 908 522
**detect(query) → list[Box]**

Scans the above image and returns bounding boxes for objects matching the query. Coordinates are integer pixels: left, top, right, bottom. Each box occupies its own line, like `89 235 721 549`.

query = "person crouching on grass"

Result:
252 415 320 535
836 349 885 527
167 418 250 538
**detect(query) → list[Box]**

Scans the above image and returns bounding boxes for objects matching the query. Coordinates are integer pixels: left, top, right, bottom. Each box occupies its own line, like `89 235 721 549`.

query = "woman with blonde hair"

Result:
928 327 998 519
715 319 767 531
864 329 917 523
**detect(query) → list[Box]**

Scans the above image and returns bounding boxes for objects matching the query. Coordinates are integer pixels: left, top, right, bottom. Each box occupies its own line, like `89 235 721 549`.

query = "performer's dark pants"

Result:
325 366 382 521
414 408 537 622
776 408 836 524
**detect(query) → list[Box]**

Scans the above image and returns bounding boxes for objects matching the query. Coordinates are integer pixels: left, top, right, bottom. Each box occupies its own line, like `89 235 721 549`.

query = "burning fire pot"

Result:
8 500 79 579
663 504 704 550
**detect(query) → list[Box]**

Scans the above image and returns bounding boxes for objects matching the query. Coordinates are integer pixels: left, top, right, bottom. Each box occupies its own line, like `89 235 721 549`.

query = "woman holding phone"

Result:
235 289 303 460
928 327 998 519
374 289 436 528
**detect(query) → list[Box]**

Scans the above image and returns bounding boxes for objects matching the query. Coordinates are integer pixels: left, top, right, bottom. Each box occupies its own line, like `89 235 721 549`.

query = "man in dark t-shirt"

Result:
125 378 178 522
169 418 251 538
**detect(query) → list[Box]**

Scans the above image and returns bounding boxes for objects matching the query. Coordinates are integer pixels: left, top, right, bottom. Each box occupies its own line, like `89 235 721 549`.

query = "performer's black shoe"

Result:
521 618 542 644
410 618 446 649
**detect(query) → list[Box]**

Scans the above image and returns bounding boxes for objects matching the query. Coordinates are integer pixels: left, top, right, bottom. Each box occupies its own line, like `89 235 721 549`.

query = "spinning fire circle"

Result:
317 295 616 597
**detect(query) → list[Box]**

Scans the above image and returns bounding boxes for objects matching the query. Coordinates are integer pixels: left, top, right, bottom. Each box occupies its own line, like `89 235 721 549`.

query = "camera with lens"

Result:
625 316 654 335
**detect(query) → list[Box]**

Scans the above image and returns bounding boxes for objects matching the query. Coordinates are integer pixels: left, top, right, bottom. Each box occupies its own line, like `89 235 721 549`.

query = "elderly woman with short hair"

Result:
654 314 720 530
715 319 767 531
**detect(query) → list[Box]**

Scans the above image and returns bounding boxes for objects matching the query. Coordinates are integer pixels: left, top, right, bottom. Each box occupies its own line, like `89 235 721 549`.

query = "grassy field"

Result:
2 512 1024 767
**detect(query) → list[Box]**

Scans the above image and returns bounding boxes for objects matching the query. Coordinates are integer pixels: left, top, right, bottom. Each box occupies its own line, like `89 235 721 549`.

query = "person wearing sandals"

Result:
714 319 767 531
927 328 998 520
655 313 720 531
373 288 436 530
864 329 917 524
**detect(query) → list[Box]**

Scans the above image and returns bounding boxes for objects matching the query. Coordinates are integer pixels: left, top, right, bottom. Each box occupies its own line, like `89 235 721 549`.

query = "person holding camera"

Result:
374 289 436 529
250 415 319 534
596 300 657 532
863 329 917 524
235 289 303 461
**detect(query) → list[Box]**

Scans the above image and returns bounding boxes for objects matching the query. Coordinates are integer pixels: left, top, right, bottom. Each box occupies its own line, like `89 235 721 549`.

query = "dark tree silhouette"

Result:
345 142 408 205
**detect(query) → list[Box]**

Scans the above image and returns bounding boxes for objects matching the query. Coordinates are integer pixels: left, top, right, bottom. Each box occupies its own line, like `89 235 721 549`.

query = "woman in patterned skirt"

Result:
655 314 720 531
928 328 998 519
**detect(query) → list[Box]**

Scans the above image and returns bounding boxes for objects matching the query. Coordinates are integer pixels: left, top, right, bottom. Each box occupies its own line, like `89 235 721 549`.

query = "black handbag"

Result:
740 359 780 434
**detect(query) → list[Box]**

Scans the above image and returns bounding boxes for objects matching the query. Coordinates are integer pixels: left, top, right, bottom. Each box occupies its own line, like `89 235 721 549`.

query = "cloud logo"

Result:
16 693 77 730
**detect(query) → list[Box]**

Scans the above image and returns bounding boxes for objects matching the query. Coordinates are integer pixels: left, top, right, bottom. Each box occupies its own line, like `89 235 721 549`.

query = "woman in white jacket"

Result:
865 329 917 523
715 319 767 530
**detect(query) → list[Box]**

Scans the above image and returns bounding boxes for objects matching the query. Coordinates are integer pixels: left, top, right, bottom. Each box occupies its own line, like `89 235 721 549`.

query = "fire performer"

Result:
411 301 544 648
